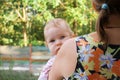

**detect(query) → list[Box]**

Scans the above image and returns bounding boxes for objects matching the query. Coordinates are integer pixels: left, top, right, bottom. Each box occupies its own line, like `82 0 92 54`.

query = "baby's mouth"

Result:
56 48 60 52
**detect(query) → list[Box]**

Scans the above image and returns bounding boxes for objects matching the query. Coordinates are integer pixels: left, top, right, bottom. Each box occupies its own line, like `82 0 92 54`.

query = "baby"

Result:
38 18 74 80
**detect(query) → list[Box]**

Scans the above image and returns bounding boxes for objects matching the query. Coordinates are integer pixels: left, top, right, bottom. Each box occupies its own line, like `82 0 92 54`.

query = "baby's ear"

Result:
72 34 76 37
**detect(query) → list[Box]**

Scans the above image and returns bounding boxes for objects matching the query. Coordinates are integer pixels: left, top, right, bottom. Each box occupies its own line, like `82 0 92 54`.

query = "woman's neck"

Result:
105 28 120 45
105 14 120 45
89 31 120 45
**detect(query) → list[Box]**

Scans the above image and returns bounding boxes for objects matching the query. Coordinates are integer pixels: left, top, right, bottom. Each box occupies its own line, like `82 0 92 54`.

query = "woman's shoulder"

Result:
75 32 101 45
62 32 100 51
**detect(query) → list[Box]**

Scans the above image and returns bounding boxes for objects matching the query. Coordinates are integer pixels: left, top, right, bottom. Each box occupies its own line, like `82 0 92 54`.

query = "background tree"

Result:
0 0 97 46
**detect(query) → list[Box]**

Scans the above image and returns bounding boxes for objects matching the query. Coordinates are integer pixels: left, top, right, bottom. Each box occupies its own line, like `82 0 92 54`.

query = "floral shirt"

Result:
67 35 120 80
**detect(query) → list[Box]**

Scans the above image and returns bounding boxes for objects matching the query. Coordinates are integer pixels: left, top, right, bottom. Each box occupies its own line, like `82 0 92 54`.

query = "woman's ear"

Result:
91 1 99 12
92 1 96 10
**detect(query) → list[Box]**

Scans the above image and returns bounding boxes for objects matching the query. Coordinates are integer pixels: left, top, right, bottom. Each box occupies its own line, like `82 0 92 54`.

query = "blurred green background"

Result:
0 0 97 47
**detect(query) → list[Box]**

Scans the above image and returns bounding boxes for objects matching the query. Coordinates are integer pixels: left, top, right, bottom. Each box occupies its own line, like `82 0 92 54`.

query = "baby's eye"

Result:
50 40 55 43
60 36 65 39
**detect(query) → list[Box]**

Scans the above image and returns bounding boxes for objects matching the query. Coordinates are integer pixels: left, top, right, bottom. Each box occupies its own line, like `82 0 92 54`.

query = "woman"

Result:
49 0 120 80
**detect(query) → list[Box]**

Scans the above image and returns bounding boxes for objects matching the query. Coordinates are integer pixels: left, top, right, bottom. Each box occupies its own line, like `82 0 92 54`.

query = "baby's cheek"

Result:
51 52 56 56
50 49 56 55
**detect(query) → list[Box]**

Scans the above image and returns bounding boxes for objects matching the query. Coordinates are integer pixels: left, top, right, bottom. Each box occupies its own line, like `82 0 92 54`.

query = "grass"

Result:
0 70 38 80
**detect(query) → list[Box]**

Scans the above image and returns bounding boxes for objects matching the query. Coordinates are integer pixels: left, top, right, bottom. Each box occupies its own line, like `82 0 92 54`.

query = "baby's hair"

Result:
44 18 74 37
92 0 120 44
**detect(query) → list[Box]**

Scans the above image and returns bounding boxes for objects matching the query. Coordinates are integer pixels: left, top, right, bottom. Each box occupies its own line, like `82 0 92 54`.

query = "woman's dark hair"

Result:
91 0 120 44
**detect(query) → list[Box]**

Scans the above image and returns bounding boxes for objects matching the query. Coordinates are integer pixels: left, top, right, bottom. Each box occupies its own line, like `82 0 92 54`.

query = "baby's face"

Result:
45 27 71 55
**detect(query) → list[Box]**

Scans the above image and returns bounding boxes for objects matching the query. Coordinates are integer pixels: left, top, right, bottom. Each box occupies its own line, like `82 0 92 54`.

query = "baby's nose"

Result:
56 40 62 46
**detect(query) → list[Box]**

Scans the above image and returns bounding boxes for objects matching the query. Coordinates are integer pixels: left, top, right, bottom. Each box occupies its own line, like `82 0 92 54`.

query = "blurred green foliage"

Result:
0 0 97 46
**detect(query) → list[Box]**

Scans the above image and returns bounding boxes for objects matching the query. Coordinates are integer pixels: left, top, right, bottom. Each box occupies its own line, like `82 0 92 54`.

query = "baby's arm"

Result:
38 56 55 80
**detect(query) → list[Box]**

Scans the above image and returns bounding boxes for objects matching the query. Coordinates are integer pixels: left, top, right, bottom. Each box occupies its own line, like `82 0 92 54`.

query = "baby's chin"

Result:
51 48 60 56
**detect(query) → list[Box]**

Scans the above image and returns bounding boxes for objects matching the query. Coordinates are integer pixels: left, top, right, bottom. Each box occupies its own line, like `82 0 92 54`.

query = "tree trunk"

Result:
73 20 78 36
23 26 27 46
